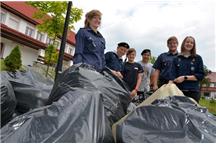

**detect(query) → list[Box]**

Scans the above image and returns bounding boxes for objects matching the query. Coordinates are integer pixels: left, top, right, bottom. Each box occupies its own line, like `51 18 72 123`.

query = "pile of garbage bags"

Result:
0 76 16 127
1 64 216 143
113 96 216 143
0 68 53 114
1 64 130 142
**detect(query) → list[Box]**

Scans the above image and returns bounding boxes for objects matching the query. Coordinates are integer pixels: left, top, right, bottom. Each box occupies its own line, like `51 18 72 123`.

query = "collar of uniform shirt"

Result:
167 51 178 56
86 27 103 37
113 50 123 60
178 53 196 58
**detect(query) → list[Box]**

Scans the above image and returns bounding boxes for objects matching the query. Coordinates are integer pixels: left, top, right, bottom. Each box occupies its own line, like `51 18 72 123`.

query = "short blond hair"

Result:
84 10 102 28
126 48 136 56
167 36 178 45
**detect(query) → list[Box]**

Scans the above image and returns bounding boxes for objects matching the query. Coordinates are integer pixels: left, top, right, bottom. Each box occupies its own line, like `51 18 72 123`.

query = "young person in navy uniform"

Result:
122 48 144 98
105 42 130 79
171 36 204 103
73 10 106 72
152 36 179 90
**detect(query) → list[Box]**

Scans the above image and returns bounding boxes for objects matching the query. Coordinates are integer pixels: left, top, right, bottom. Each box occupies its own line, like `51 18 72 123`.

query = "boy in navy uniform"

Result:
152 36 179 90
105 42 130 79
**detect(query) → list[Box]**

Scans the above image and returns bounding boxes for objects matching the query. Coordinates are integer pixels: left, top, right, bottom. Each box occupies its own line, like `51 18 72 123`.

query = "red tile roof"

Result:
206 72 216 83
1 1 45 24
1 1 76 45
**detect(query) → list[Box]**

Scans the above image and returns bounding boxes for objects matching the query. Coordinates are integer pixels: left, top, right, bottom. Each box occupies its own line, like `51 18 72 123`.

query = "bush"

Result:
4 46 22 72
201 96 205 99
210 98 215 104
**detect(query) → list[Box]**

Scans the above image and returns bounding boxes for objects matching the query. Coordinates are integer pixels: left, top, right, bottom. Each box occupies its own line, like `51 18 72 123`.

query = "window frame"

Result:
0 11 6 24
8 17 19 30
25 26 35 38
36 31 44 42
46 37 53 45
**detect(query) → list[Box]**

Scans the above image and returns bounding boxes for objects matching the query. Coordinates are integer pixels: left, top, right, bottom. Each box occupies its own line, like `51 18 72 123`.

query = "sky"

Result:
73 0 216 71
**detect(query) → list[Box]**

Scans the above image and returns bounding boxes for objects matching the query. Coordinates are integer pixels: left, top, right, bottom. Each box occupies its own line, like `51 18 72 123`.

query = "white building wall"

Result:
1 7 75 67
6 12 21 31
18 19 28 34
1 37 38 66
210 92 216 99
38 49 45 57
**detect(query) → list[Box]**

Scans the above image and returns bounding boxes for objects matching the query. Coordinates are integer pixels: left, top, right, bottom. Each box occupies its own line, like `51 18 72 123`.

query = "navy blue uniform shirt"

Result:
122 62 144 91
73 27 106 72
171 54 204 92
105 51 124 71
153 51 178 83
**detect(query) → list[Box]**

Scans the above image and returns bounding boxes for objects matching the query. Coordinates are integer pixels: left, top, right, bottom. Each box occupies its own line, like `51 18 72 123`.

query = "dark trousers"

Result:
158 79 169 88
182 91 200 103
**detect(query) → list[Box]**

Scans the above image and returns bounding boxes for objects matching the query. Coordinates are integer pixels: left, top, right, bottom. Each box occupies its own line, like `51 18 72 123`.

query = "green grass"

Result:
199 98 216 115
0 59 7 71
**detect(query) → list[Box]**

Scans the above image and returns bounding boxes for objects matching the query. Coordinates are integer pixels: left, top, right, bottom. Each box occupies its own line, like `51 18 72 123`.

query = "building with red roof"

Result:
0 1 76 67
201 72 216 99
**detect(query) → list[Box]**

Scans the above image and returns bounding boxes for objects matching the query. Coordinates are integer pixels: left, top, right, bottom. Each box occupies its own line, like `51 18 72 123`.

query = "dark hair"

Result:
141 49 151 55
84 10 102 28
181 36 196 56
167 36 178 45
117 42 130 49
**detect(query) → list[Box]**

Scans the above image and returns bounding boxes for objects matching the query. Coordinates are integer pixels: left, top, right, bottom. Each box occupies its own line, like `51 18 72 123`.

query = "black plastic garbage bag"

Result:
0 68 53 113
1 89 113 142
1 64 130 143
47 64 130 124
0 76 16 127
114 96 216 143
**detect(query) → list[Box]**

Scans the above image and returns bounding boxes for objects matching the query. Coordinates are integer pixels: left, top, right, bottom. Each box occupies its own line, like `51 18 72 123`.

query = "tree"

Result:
45 45 58 66
4 46 22 72
44 44 58 77
28 1 83 76
28 2 83 38
200 65 211 87
150 56 157 64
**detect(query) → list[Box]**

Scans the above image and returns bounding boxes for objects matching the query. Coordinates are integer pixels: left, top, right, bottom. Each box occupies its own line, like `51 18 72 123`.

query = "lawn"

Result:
199 98 216 115
0 59 7 71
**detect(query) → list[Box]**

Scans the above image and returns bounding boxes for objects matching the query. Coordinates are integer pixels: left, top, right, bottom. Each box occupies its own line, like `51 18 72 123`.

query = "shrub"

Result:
4 46 22 72
210 98 215 104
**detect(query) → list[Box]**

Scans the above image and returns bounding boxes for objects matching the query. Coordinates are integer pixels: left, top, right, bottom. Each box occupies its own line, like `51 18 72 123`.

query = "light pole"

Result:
55 1 72 81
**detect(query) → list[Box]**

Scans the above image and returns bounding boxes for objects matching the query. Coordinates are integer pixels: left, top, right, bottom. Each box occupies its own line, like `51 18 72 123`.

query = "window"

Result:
36 32 44 42
25 26 35 37
46 37 53 45
0 12 6 23
8 17 19 30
